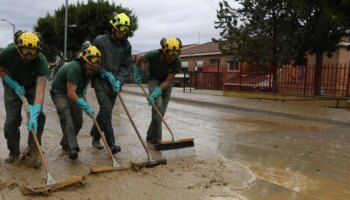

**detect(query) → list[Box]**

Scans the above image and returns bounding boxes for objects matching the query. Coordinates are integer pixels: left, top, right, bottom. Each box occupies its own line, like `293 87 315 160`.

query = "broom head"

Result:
131 158 167 170
20 175 85 195
154 138 194 151
90 163 130 174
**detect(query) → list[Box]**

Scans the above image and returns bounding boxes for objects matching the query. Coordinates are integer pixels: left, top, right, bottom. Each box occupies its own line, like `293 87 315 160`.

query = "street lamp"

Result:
0 18 15 40
63 0 69 60
63 0 78 61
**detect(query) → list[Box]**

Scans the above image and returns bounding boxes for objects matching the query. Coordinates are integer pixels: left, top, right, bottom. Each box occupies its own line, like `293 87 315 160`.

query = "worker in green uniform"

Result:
50 45 101 160
0 31 49 167
134 37 182 144
89 12 132 154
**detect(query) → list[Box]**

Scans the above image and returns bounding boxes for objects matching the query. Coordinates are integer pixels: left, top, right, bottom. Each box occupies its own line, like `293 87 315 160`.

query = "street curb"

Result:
123 89 350 127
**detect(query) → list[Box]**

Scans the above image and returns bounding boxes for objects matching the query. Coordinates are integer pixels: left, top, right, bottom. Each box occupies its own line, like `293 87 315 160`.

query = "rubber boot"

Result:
92 139 104 150
68 149 78 160
5 140 20 163
5 152 20 163
110 145 121 155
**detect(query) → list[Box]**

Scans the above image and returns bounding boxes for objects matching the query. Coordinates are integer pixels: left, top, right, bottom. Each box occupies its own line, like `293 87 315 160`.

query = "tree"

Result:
34 0 138 61
291 0 350 94
215 0 296 91
215 0 350 94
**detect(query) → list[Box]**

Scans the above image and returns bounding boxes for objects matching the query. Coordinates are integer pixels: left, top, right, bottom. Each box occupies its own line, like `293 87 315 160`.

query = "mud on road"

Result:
1 85 350 200
0 87 254 200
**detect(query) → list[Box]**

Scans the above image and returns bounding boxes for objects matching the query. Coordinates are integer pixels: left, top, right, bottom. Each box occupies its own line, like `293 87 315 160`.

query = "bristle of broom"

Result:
152 139 195 160
131 159 167 170
154 139 194 151
161 148 196 160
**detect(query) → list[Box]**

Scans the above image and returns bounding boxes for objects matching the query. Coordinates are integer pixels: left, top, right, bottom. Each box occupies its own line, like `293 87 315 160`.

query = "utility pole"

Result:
63 0 68 60
198 31 201 44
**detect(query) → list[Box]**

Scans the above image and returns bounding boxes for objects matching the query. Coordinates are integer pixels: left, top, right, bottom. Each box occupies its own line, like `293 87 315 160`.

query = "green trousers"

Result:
146 79 173 143
3 82 46 156
90 78 118 148
50 88 83 151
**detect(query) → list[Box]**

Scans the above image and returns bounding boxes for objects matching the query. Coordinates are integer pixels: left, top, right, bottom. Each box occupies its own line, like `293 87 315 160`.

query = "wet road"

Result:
120 91 350 199
0 84 350 199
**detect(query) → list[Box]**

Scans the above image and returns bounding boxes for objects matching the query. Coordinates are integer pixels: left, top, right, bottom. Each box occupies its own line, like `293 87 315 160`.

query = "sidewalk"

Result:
122 84 350 126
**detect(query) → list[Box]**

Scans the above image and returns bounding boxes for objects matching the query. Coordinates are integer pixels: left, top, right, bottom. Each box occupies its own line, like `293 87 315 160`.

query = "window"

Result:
227 59 240 71
181 61 189 72
194 60 203 71
195 60 203 66
181 61 189 68
209 58 220 65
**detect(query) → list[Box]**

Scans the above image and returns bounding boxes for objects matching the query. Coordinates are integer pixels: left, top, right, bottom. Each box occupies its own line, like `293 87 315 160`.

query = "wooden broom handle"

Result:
83 97 115 161
117 93 151 160
91 116 116 161
139 85 175 140
21 97 50 174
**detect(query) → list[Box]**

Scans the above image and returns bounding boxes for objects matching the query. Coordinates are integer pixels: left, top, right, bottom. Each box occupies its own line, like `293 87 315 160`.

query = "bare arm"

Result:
34 76 48 105
66 81 79 102
160 73 175 90
135 54 144 66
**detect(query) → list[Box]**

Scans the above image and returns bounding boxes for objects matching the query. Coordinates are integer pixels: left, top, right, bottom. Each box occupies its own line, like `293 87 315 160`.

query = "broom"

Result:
84 98 130 174
117 93 167 169
138 85 194 151
20 97 85 195
89 116 130 173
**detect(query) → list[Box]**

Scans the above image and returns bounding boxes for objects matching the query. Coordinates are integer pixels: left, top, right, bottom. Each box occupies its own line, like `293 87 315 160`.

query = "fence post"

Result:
221 66 224 90
304 64 308 95
217 63 220 90
346 61 350 96
189 72 192 92
239 62 242 90
183 68 187 92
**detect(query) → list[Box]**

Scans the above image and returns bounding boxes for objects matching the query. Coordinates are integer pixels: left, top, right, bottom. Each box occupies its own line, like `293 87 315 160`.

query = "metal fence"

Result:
186 63 350 97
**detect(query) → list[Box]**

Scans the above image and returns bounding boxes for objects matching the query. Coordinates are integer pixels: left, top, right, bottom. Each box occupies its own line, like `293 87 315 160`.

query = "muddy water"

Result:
151 96 350 199
0 85 349 199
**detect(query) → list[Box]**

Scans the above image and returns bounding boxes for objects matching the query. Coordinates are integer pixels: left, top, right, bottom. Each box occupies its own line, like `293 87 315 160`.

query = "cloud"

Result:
0 0 228 52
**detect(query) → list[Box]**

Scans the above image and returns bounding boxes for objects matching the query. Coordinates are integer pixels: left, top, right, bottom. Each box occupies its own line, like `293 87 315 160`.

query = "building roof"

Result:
180 42 222 58
132 42 223 57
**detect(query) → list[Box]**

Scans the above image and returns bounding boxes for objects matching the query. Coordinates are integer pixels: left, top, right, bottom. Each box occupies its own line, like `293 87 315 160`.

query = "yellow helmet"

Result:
16 31 42 60
110 13 131 32
161 37 182 56
16 31 42 49
79 45 101 65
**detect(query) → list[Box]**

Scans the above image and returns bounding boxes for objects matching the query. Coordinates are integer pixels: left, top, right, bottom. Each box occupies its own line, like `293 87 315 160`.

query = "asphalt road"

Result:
0 83 349 199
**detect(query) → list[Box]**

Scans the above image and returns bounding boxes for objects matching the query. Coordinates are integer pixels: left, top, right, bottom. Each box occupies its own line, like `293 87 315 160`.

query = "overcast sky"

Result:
0 0 237 52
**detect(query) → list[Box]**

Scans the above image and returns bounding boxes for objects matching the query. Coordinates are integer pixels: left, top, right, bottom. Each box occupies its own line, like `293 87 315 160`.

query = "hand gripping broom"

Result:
20 97 85 195
117 93 167 169
139 85 194 151
84 98 130 174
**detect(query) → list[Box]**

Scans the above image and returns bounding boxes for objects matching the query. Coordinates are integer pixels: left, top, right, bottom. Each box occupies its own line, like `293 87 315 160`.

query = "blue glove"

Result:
133 66 141 85
114 79 122 93
75 98 95 118
4 76 25 97
147 86 163 105
27 104 42 134
101 71 115 84
101 71 121 93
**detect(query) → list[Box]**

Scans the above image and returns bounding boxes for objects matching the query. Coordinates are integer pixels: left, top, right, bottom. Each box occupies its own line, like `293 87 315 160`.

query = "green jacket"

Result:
51 60 89 97
0 45 49 87
92 34 132 84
